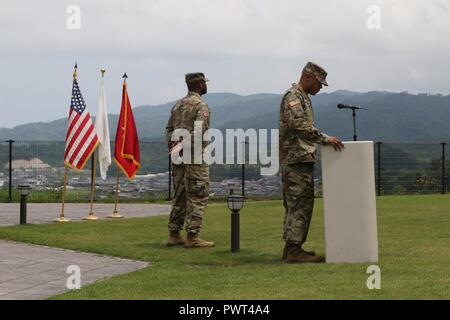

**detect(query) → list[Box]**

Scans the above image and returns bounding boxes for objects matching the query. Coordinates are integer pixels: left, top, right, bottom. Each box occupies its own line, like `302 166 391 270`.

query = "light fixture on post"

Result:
18 184 31 225
227 189 245 253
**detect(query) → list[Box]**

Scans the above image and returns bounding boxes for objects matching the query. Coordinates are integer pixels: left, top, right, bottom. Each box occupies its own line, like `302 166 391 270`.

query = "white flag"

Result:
95 76 111 180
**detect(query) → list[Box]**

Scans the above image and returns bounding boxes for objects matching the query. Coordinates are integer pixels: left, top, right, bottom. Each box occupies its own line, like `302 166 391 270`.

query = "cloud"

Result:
2 0 448 57
0 0 449 127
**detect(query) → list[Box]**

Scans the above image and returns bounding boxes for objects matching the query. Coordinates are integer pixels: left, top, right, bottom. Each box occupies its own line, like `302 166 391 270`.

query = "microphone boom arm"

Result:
337 103 367 141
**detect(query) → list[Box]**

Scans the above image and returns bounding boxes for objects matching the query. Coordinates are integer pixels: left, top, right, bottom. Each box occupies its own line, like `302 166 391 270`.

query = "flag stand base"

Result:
108 211 124 219
54 216 71 223
83 213 100 221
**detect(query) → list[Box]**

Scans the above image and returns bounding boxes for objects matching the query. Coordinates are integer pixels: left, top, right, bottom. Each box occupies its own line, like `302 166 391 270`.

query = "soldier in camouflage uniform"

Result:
279 62 344 263
165 73 214 248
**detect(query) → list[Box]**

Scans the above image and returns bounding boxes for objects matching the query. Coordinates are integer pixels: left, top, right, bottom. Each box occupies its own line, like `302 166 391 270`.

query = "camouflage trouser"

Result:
281 162 315 245
168 164 209 234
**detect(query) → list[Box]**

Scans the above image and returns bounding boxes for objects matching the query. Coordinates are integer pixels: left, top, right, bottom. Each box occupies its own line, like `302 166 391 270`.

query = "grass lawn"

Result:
0 195 449 299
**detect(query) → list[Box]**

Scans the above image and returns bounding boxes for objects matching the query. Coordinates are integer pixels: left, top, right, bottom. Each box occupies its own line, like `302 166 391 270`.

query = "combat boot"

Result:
286 243 324 263
185 233 215 248
282 243 315 260
166 231 186 247
282 243 288 260
302 247 316 256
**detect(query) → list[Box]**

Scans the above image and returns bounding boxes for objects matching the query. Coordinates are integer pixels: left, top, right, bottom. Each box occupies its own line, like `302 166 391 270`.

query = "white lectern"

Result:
321 141 378 263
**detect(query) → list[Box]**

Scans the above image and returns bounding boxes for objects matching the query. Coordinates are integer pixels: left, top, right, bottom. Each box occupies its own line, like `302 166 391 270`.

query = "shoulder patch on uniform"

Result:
288 99 301 107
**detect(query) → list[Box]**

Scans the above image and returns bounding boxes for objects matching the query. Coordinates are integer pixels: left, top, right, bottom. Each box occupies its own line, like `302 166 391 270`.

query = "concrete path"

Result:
0 240 149 300
0 203 170 299
0 203 171 226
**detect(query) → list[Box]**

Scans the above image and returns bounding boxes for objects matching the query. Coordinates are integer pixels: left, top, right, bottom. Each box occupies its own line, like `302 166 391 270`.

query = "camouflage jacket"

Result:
165 91 211 153
279 83 330 164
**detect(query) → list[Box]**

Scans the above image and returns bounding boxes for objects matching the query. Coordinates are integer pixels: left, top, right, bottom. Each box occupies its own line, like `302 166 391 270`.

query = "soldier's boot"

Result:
282 243 315 260
301 247 316 256
282 243 288 260
166 231 186 247
286 243 324 263
185 233 215 248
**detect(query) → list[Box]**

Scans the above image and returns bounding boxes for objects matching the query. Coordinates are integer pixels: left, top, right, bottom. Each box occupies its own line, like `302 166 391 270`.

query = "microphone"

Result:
337 103 363 110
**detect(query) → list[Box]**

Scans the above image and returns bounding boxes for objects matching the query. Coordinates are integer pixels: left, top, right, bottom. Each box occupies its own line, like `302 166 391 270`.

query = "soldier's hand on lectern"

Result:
327 136 345 151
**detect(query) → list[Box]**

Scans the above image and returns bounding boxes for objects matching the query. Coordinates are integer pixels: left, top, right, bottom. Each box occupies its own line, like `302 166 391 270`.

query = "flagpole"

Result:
83 68 106 221
84 150 99 220
109 72 131 218
108 72 128 219
55 165 71 222
55 63 79 223
109 166 123 218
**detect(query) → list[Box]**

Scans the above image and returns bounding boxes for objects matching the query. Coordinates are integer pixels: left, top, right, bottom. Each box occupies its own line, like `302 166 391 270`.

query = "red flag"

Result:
114 81 140 179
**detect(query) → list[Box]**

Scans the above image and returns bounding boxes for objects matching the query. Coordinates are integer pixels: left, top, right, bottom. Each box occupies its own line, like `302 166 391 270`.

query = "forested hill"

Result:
1 90 450 142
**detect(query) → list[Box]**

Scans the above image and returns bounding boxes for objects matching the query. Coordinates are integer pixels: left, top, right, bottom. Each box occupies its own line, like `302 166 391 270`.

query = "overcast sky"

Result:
1 0 449 128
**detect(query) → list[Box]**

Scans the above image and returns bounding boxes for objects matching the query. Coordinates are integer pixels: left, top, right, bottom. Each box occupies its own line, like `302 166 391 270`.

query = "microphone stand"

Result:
352 108 357 142
338 105 366 141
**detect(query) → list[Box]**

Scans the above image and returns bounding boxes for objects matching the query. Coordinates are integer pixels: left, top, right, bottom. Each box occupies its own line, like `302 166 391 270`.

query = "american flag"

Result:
64 79 99 170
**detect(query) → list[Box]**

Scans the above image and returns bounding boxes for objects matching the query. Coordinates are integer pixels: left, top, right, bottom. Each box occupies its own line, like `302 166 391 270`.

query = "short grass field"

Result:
0 195 449 299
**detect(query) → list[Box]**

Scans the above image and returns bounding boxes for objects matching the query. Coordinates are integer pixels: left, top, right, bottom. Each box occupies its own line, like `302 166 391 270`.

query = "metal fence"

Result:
1 140 449 202
374 142 450 195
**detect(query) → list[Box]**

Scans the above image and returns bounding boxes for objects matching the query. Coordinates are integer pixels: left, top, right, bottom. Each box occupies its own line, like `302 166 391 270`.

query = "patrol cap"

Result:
185 73 209 84
303 62 328 86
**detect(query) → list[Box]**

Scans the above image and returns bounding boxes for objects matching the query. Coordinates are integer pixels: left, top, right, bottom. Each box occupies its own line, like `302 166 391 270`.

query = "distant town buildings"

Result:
2 158 284 200
5 158 51 170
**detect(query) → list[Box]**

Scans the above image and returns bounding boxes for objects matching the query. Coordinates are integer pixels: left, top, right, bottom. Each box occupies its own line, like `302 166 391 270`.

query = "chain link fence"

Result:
1 141 449 202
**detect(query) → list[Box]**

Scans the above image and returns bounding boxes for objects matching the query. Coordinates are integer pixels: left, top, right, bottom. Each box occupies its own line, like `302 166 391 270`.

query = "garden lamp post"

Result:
227 189 245 253
18 184 31 225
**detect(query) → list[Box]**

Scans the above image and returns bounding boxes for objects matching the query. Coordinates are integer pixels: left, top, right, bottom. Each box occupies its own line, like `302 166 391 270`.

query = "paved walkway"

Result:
0 203 171 226
0 240 149 300
0 203 170 299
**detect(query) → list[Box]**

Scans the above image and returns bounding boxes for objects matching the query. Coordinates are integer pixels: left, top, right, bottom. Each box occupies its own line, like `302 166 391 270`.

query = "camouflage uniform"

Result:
166 87 211 234
279 63 330 245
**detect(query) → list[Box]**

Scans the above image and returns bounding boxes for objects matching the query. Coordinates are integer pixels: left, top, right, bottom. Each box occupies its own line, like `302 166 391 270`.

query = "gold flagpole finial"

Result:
73 62 78 80
101 68 106 78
